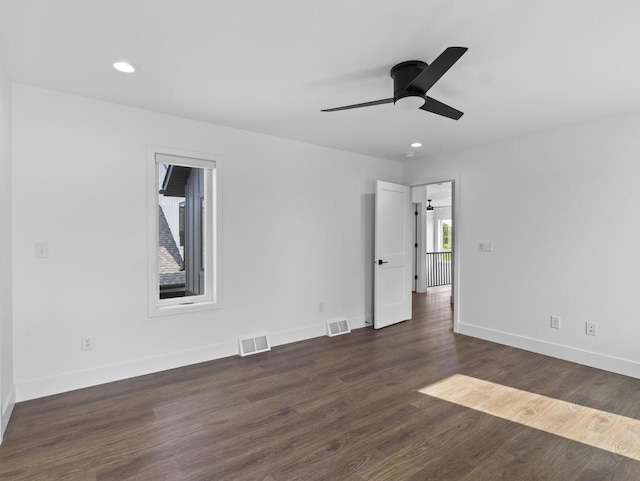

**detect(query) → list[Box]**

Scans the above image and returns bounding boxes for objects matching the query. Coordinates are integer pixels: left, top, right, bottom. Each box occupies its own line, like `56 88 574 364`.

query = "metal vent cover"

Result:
326 319 351 337
238 334 271 357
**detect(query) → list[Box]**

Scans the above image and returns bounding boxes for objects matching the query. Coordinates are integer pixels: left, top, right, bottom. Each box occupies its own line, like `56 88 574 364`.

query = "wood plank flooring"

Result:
2 286 640 480
420 374 640 462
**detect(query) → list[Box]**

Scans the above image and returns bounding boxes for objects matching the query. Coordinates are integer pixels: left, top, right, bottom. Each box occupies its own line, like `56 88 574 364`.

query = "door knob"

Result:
377 259 389 265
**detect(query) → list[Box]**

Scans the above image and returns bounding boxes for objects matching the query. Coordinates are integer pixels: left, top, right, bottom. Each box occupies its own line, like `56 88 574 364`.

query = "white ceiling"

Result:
2 0 640 161
426 183 452 208
412 182 452 208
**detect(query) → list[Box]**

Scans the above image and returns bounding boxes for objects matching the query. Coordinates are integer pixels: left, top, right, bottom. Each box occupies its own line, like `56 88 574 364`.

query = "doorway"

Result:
373 178 459 332
410 179 458 328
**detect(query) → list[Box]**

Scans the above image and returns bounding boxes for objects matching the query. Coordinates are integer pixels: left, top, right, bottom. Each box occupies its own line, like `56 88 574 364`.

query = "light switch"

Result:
35 242 49 259
478 241 493 252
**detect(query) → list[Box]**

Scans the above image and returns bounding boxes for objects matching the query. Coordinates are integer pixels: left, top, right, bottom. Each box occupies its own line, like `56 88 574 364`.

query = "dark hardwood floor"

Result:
2 287 640 480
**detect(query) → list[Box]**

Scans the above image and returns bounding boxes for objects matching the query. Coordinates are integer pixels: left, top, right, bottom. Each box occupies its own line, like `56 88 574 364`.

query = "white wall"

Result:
0 62 15 442
11 85 403 401
411 185 426 203
426 211 435 253
404 111 640 378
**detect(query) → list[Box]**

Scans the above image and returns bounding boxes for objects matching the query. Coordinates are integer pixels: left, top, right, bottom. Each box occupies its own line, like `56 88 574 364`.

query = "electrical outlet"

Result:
35 242 49 259
550 315 561 329
318 302 325 313
81 335 93 351
585 322 597 336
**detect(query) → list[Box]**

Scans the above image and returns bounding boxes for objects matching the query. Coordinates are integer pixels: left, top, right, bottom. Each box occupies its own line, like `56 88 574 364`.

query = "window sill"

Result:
148 300 223 318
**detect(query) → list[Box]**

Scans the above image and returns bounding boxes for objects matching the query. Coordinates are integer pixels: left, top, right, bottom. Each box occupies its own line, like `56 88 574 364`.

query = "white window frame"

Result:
147 145 223 317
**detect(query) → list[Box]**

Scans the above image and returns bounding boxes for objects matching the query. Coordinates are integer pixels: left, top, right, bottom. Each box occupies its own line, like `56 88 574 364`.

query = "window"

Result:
441 219 452 251
148 146 222 317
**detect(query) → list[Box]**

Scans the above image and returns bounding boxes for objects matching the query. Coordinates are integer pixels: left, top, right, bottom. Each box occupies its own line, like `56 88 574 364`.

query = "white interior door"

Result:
374 180 412 329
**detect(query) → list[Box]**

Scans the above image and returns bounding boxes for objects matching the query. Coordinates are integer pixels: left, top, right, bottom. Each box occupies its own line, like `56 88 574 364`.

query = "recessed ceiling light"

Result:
113 61 136 73
410 142 422 148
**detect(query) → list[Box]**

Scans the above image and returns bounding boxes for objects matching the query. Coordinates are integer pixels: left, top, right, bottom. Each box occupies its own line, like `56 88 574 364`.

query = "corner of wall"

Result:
0 62 15 444
0 386 15 444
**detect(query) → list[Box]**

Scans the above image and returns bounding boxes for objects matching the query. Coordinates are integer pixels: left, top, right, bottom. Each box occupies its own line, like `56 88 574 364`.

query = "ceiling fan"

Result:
426 199 448 210
321 47 468 120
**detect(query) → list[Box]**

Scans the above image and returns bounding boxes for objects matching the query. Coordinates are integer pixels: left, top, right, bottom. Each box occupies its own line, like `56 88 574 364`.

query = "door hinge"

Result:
414 243 418 248
414 275 418 280
414 211 419 216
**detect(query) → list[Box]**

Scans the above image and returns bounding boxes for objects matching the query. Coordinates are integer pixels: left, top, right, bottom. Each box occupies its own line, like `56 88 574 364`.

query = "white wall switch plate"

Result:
478 241 493 252
550 315 561 329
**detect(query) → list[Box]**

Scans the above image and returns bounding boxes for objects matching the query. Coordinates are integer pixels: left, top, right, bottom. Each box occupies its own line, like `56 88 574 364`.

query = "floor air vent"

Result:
238 334 271 357
326 320 351 337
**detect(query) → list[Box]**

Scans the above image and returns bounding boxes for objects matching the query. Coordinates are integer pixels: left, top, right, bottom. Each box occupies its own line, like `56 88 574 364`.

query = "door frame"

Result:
412 202 420 293
412 202 427 294
407 174 461 333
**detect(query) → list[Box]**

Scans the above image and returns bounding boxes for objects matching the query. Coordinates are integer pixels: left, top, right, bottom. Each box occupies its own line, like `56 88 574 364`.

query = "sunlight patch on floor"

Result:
418 374 640 461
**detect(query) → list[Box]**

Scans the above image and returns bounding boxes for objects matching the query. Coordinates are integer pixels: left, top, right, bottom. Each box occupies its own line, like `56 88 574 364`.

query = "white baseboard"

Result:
347 315 368 330
270 315 367 347
269 323 325 347
458 322 640 379
16 341 238 402
16 315 370 403
1 384 16 445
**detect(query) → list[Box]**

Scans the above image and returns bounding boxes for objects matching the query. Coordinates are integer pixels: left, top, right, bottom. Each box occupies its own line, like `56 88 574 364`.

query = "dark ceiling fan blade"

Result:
407 47 467 93
321 98 394 112
420 96 463 120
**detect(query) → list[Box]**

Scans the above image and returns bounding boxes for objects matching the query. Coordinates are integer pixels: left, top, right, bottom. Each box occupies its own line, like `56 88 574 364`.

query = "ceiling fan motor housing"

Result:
390 60 428 103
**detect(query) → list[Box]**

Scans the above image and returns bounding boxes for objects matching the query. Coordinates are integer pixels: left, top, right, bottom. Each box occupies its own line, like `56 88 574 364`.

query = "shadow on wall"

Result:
361 193 375 325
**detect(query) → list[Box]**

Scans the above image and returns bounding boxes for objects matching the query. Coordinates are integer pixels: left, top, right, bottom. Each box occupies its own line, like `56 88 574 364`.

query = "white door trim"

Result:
407 174 461 333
